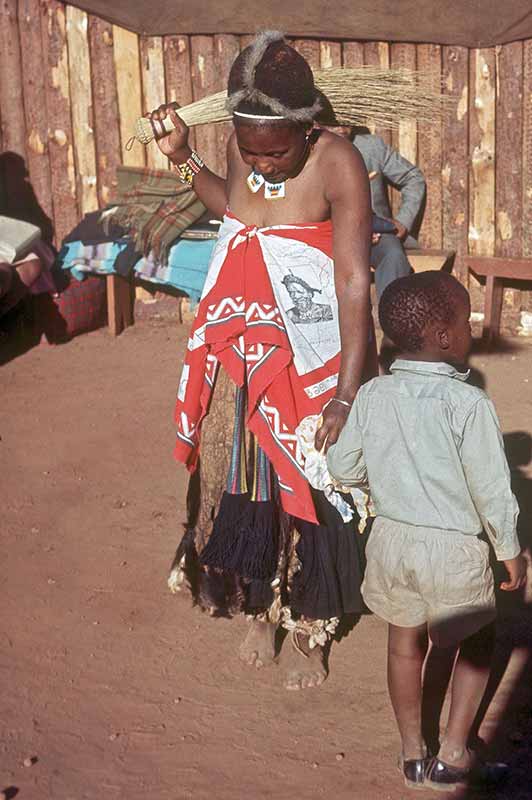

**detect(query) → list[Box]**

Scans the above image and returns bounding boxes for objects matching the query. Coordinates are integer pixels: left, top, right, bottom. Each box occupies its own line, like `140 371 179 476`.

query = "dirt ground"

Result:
2 305 532 800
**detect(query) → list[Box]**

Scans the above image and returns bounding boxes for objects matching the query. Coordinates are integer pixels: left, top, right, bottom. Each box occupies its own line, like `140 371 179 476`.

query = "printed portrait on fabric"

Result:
281 274 333 325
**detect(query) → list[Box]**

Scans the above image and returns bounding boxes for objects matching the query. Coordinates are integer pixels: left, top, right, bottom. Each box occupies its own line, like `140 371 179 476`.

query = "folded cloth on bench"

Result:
58 240 130 280
59 237 216 302
101 165 206 263
134 239 216 301
64 209 129 245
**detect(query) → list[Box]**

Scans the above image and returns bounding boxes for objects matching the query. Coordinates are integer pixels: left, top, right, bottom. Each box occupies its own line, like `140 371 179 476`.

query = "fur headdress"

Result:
226 31 322 122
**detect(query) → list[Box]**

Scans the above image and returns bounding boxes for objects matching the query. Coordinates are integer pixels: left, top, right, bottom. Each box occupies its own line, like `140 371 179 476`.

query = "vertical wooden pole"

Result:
417 44 443 249
190 36 217 172
66 5 98 215
0 0 26 159
214 34 239 177
441 45 469 281
320 41 342 69
342 41 364 68
41 0 78 246
293 39 320 69
495 42 523 315
140 36 168 170
88 15 121 207
17 0 54 232
390 43 417 217
364 42 391 144
163 34 196 151
523 41 532 314
483 276 504 344
113 25 145 168
391 44 417 162
468 48 496 258
112 25 145 318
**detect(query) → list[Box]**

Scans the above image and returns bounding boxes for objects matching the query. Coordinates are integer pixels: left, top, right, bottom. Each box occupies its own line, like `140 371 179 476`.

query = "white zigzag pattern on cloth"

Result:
246 301 284 326
245 342 266 363
246 344 277 382
205 354 218 385
259 397 304 468
179 411 196 441
205 297 285 328
206 296 244 320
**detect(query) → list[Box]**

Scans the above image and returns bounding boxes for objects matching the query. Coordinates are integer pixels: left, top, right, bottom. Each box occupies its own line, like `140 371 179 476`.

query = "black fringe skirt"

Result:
169 369 369 625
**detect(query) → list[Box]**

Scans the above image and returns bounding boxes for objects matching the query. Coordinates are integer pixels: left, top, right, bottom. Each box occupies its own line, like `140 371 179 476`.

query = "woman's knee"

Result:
16 257 42 288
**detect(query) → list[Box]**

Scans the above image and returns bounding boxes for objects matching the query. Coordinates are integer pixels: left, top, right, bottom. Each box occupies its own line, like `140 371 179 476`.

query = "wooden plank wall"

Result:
1 2 531 321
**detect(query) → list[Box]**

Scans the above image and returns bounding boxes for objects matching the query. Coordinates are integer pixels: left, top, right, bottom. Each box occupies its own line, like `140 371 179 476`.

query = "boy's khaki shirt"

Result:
327 359 520 561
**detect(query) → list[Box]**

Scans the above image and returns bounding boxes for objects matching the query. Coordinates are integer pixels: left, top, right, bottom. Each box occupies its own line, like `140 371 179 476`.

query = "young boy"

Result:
327 271 527 790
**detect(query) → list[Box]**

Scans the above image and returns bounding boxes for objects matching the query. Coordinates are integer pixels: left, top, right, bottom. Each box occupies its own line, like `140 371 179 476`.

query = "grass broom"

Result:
132 65 451 146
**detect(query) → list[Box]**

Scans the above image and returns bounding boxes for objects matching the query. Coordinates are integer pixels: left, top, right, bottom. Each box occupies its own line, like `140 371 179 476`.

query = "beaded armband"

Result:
175 151 205 186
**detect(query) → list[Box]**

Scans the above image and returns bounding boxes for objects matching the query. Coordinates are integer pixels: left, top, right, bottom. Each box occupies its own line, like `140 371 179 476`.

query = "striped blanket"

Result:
101 165 205 263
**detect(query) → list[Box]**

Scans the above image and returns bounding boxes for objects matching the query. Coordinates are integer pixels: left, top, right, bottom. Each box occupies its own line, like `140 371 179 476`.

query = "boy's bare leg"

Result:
239 619 277 669
438 623 495 768
282 631 327 690
388 623 429 759
422 643 458 755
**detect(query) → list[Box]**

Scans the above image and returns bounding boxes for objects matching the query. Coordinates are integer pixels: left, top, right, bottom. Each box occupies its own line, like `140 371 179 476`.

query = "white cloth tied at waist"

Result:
295 414 374 530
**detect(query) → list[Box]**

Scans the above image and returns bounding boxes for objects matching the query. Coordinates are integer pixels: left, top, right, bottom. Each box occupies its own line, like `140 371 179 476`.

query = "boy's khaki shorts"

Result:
361 517 496 648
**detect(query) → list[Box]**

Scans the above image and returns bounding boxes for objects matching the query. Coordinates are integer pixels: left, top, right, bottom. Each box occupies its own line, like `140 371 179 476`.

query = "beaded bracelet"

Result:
175 151 205 186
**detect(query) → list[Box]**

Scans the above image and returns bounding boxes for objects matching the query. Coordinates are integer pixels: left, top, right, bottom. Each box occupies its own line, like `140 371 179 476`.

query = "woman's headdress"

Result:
227 31 322 123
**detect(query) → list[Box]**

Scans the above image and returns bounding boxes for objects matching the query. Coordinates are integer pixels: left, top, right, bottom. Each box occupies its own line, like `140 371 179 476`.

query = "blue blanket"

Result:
58 238 216 302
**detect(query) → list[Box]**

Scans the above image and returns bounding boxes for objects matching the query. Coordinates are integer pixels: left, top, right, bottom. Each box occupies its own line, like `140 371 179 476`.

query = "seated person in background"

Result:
327 271 526 791
0 151 54 244
328 126 426 300
0 152 57 320
0 251 43 319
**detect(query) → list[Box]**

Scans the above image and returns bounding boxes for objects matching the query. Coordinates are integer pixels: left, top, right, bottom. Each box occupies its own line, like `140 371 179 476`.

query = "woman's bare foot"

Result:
437 744 475 770
239 620 277 669
282 633 328 690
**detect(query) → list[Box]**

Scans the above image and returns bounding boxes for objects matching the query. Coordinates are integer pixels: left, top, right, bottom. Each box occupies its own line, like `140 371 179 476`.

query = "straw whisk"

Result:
133 65 450 146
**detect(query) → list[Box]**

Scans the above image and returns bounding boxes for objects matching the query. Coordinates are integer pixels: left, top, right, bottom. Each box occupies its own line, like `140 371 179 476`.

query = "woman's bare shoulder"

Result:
315 129 364 167
315 129 368 197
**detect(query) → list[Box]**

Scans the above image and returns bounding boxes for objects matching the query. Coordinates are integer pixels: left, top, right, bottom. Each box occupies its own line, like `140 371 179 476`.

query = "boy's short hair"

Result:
378 271 469 352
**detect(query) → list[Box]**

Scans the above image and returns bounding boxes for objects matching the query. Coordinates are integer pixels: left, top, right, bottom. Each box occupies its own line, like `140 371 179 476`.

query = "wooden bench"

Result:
463 256 532 346
406 248 456 274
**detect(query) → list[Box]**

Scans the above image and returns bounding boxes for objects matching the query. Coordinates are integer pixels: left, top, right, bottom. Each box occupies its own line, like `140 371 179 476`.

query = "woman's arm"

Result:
148 104 228 218
315 138 372 452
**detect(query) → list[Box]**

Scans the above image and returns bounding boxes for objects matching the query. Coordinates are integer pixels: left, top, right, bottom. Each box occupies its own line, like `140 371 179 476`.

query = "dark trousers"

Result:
371 234 412 300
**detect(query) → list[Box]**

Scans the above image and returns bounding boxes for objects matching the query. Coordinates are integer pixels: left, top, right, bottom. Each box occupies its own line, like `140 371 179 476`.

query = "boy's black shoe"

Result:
425 756 509 792
398 756 427 789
